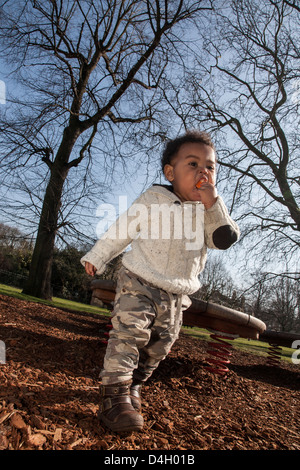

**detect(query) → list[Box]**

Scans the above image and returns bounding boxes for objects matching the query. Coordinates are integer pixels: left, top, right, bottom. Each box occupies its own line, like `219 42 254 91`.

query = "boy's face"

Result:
163 142 217 203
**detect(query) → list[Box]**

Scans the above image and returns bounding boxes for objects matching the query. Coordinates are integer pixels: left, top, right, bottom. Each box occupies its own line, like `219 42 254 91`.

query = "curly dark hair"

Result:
161 130 216 172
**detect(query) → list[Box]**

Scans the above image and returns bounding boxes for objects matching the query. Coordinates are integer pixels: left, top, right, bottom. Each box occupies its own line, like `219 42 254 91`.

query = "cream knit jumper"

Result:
81 185 240 296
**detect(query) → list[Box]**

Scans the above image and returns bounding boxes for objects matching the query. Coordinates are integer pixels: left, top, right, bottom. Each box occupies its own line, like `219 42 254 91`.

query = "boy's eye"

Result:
189 162 215 170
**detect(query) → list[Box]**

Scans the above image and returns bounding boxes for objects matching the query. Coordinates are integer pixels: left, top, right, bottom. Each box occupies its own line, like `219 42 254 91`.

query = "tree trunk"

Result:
22 126 78 299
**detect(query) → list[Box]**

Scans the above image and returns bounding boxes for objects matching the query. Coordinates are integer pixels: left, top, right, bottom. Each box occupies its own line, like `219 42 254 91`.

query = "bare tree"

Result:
246 271 299 332
0 223 32 251
161 0 300 272
0 0 211 299
196 255 234 300
269 276 299 332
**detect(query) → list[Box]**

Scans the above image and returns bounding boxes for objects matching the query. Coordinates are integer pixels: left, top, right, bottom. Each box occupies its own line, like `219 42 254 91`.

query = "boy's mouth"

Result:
195 177 208 189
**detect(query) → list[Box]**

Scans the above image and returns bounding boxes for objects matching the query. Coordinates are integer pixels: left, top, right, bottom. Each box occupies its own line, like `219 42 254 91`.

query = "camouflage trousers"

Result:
100 267 191 385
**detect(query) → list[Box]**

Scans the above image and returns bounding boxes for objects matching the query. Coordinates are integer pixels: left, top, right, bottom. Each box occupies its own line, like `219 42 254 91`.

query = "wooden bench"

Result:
90 279 266 340
90 279 300 374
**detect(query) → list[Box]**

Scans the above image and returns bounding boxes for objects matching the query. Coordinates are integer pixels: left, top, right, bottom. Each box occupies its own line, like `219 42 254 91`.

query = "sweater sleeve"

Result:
204 196 240 250
80 193 146 274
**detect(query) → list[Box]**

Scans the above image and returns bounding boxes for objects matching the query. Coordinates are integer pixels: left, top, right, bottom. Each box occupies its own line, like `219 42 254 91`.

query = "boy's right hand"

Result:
85 262 97 277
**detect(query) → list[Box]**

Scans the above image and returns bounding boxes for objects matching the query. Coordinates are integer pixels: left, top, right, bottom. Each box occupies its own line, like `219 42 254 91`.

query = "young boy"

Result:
81 130 240 432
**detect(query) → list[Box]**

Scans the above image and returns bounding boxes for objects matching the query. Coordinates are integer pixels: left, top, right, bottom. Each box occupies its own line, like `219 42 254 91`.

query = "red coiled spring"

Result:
99 319 112 345
267 342 282 366
205 330 237 377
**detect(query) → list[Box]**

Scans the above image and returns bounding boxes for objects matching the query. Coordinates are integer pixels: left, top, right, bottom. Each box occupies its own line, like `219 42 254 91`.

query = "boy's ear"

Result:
163 164 174 182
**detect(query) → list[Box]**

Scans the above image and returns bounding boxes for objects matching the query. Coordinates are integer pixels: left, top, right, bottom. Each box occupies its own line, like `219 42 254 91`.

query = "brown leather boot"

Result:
130 382 143 411
99 382 144 432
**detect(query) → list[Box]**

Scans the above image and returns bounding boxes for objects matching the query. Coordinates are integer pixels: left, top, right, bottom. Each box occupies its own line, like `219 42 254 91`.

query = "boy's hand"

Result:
198 182 218 209
85 262 97 277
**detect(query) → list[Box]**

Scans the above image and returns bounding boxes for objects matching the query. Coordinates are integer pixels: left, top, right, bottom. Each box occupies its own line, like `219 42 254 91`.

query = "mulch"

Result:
0 293 299 451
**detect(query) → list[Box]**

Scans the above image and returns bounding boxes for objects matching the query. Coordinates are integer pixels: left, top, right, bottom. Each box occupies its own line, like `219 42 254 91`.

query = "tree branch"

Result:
67 123 97 169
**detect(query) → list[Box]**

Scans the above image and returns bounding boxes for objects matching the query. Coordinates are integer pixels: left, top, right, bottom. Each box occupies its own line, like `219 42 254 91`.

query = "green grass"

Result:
0 283 296 363
0 283 109 317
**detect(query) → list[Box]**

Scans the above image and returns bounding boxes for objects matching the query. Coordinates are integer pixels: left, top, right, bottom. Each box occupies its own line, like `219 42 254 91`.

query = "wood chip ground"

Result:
0 294 299 450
